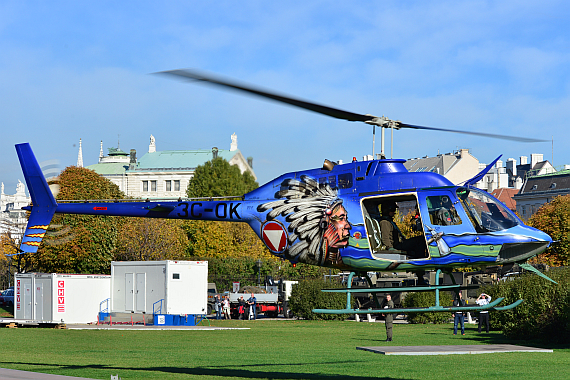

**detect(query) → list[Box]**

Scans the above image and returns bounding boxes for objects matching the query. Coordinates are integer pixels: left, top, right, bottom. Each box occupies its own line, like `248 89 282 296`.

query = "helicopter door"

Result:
418 191 477 258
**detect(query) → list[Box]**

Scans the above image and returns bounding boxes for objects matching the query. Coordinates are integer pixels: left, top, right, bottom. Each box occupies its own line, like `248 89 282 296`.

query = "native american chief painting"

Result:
257 175 351 266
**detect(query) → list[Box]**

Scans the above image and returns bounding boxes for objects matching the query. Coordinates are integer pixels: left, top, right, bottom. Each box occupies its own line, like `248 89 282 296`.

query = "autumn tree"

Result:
30 166 126 274
0 233 20 288
115 218 188 261
527 195 570 266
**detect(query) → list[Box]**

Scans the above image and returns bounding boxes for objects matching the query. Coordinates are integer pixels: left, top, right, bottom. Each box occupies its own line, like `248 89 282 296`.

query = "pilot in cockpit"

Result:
378 202 426 259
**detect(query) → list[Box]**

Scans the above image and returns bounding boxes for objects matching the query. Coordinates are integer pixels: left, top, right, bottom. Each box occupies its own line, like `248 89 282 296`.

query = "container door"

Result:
125 273 134 312
23 282 32 319
34 282 43 321
136 273 146 312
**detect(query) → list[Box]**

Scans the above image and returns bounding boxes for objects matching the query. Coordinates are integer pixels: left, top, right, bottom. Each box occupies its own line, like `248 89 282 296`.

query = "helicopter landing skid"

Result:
312 269 524 314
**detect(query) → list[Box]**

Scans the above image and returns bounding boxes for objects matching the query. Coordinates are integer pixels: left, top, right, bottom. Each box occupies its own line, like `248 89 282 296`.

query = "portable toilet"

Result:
110 260 208 326
14 273 111 324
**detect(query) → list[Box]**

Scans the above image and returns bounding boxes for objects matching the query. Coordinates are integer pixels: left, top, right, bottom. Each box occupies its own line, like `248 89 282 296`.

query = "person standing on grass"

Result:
476 293 492 333
215 294 222 320
238 296 246 320
223 295 231 319
452 292 466 335
247 293 257 320
382 294 394 342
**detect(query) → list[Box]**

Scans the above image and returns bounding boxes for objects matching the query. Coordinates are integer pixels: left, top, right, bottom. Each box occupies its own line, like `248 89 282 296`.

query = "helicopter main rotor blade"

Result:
398 123 548 143
156 69 375 122
158 68 547 144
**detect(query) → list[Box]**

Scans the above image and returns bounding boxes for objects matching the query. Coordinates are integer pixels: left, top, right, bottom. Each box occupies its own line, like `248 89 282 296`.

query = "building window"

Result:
142 181 148 192
166 180 172 192
174 180 180 192
550 183 557 189
151 181 157 192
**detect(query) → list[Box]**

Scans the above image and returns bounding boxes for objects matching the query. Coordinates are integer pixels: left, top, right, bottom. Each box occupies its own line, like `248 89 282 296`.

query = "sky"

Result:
1 1 569 195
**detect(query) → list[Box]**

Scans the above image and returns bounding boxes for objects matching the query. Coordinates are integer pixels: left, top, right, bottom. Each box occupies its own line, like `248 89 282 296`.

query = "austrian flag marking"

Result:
261 221 288 253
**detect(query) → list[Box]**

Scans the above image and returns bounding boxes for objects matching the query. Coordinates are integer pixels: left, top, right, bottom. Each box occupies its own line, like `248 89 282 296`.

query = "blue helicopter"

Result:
15 69 554 315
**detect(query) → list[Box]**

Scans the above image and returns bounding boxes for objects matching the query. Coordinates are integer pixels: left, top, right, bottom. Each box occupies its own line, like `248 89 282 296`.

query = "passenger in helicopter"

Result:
378 202 426 259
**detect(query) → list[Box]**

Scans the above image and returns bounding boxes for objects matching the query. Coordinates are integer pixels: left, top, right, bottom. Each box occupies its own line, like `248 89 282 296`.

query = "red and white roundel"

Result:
261 221 288 253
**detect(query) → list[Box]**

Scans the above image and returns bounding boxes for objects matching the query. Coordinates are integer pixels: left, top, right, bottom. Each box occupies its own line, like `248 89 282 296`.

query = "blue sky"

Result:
1 1 569 194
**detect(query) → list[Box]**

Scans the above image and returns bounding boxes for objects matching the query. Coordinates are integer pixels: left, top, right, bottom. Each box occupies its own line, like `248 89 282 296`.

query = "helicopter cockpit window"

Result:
456 187 519 232
338 173 353 189
426 195 462 226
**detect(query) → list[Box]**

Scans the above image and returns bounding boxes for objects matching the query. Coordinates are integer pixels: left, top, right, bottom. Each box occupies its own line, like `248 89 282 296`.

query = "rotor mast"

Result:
365 115 401 159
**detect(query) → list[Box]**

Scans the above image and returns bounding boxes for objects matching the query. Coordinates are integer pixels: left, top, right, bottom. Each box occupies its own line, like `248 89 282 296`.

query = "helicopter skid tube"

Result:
321 284 480 294
312 297 521 314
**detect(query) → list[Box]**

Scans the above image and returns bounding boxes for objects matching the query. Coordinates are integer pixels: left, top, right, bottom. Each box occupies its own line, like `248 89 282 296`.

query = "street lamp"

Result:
256 259 262 287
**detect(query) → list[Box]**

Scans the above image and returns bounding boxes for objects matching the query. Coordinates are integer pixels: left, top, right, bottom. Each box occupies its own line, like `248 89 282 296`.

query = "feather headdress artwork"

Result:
257 175 351 265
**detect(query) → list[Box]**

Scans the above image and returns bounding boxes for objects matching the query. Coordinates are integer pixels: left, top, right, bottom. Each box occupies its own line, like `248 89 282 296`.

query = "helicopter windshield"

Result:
456 187 519 232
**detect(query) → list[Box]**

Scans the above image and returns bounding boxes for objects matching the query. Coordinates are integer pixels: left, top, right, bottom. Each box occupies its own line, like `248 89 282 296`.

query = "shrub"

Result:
481 267 570 342
288 278 351 320
402 291 453 324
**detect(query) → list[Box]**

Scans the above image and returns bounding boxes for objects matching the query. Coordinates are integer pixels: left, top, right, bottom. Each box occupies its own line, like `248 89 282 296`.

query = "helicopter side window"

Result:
426 195 462 226
456 188 518 232
328 175 337 189
338 173 353 189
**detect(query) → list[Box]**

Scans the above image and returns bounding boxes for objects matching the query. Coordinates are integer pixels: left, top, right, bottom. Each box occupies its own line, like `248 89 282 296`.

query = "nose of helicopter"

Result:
497 226 552 263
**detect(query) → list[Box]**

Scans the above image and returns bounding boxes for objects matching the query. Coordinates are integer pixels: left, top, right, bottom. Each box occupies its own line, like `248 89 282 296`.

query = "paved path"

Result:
66 324 249 330
0 368 93 380
357 344 553 355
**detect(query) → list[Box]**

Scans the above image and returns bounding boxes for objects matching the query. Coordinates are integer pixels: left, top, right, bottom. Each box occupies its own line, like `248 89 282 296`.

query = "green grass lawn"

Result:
0 304 12 318
0 319 568 380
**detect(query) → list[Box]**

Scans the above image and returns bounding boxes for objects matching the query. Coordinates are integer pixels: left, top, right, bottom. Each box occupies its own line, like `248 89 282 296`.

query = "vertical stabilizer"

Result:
15 143 57 254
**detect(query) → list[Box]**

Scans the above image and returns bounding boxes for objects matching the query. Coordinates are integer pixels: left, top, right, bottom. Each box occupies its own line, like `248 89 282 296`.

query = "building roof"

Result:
87 148 244 175
515 169 570 198
404 153 459 174
135 149 237 171
490 188 518 211
87 162 128 175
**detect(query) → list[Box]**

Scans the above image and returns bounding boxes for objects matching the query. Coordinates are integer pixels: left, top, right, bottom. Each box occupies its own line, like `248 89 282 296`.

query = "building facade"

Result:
0 181 30 243
404 148 480 185
87 134 256 199
514 169 570 220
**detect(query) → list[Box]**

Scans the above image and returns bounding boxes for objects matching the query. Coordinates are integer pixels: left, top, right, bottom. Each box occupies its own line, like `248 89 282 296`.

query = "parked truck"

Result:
207 283 218 315
226 279 299 318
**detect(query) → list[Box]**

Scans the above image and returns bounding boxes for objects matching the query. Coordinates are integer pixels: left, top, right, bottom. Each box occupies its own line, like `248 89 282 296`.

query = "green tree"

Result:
30 166 126 274
527 195 570 266
186 157 258 198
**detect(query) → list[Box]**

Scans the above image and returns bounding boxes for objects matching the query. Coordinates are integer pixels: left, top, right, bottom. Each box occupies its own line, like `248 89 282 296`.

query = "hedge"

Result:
481 267 570 342
288 278 351 320
402 291 453 324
